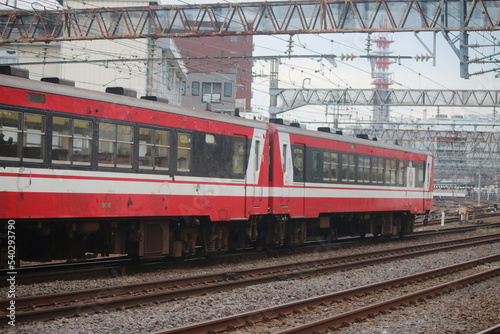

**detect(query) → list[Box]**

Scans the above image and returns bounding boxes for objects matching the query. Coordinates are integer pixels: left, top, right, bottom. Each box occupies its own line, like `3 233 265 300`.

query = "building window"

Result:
181 81 186 96
229 68 237 74
202 82 222 103
192 81 200 96
0 50 18 64
230 36 238 42
224 83 232 97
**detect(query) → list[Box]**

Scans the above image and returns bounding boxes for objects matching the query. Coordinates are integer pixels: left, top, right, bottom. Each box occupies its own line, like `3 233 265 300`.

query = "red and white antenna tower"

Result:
370 21 394 127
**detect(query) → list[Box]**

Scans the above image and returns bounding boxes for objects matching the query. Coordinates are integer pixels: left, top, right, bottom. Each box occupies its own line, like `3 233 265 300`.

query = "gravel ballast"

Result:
3 228 499 333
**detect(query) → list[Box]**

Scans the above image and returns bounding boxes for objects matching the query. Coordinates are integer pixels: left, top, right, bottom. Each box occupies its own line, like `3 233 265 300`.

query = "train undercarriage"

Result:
1 212 416 268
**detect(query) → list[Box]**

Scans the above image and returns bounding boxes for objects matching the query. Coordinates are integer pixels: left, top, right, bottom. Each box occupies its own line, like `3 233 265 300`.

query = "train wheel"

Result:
326 228 338 243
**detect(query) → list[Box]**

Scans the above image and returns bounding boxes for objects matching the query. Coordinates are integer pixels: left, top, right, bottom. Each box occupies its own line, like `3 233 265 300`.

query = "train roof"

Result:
272 122 433 157
1 73 432 157
0 73 269 131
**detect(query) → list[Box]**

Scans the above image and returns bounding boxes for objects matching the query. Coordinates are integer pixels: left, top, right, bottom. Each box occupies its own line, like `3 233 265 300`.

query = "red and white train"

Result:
0 67 433 267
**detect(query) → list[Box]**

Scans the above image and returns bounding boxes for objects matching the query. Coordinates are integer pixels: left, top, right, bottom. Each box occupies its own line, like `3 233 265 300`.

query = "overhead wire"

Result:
2 0 498 122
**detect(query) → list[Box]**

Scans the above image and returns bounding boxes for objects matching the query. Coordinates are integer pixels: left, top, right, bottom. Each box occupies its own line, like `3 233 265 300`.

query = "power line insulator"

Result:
340 53 356 61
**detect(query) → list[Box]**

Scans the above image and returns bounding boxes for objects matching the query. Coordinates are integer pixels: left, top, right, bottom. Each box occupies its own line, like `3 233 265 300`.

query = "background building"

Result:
175 35 254 115
1 0 187 105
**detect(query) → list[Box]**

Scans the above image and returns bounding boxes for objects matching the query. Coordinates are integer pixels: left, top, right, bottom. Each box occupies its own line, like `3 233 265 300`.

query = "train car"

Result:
0 68 271 266
262 123 434 249
0 67 434 267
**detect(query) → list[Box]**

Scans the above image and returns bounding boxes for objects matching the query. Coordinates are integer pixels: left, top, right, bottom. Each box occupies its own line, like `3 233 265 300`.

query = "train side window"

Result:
292 146 304 181
414 161 425 188
282 144 287 173
312 151 321 180
73 119 92 165
0 110 21 160
52 117 92 166
385 159 397 185
177 132 191 171
116 125 134 167
358 156 371 183
52 116 72 163
98 123 134 168
323 151 338 182
139 128 170 170
205 134 215 144
372 157 384 184
254 140 260 172
98 123 116 167
23 113 45 161
139 128 154 169
232 138 246 176
155 130 170 170
397 161 407 186
342 154 356 182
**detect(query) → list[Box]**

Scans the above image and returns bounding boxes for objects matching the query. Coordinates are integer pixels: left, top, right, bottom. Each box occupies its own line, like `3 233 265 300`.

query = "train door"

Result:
278 133 292 211
424 156 433 208
291 144 306 217
246 129 266 211
232 135 248 219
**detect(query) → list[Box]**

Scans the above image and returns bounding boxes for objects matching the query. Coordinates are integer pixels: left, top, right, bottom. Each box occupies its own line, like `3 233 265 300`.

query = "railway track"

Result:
156 254 500 334
1 233 498 325
0 256 133 287
415 210 500 227
4 221 499 286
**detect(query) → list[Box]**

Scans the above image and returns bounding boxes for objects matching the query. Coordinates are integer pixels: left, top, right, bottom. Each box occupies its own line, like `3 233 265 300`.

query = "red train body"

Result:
0 70 433 266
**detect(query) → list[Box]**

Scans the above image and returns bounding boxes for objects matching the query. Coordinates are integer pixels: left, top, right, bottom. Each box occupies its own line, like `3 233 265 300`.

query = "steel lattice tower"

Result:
371 32 394 128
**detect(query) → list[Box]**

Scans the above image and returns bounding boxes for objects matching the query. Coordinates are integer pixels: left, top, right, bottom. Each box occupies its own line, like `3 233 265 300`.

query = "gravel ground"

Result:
3 227 499 334
334 276 499 334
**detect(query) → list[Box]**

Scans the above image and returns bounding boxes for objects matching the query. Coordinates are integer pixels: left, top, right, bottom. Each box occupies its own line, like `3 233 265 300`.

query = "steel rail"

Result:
155 255 500 334
0 234 498 324
276 267 500 333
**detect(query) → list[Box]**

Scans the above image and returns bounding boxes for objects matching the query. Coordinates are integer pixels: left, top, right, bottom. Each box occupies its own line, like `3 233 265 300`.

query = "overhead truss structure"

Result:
0 0 499 43
271 88 500 114
352 128 500 182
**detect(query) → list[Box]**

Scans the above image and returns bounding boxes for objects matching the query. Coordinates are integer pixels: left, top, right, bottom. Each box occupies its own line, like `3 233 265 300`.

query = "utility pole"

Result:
478 168 481 206
269 59 280 117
